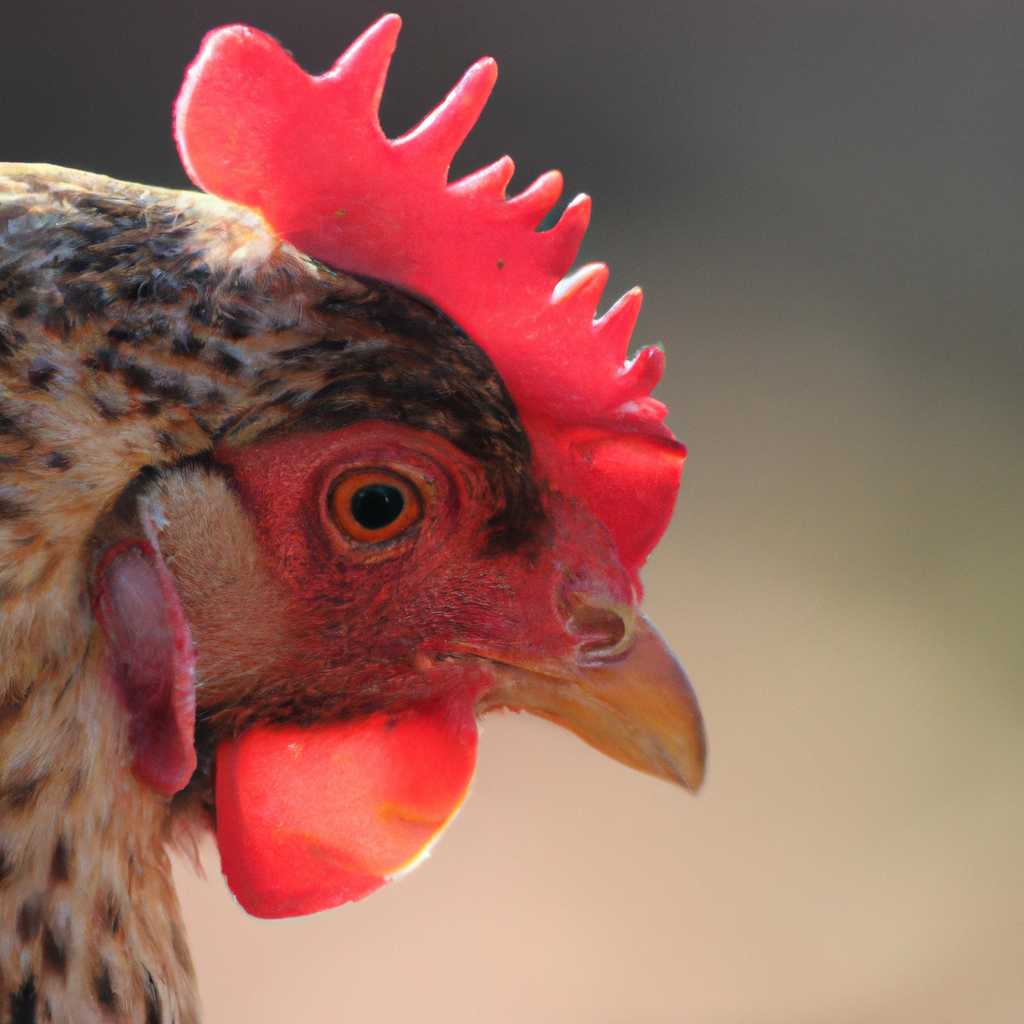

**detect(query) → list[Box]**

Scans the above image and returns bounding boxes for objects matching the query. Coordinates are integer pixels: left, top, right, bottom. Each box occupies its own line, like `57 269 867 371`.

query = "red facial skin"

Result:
213 420 634 721
205 421 637 917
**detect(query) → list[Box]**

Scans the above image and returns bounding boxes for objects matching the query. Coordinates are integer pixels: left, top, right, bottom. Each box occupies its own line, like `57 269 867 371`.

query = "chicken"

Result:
0 16 705 1024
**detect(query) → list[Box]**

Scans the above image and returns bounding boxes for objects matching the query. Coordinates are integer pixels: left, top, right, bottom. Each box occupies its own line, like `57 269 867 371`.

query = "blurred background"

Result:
3 2 1021 1021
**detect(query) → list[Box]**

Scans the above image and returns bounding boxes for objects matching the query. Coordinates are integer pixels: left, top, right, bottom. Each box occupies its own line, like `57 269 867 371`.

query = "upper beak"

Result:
475 611 706 793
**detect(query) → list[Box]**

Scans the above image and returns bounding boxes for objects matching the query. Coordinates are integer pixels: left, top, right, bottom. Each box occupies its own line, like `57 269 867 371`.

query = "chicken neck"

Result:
0 607 199 1024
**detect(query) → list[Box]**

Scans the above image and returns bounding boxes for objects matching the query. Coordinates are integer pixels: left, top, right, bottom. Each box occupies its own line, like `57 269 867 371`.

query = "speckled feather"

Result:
0 164 542 1023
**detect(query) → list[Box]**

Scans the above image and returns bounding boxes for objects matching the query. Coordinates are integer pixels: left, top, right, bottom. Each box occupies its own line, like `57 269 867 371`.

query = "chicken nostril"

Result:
566 599 632 660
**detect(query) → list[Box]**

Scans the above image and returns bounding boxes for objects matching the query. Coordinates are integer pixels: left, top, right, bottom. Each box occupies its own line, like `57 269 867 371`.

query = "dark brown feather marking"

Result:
40 923 67 978
100 892 123 936
91 964 116 1013
169 919 191 976
16 898 41 942
0 408 26 437
48 840 69 884
170 329 204 356
41 452 70 471
25 358 57 389
144 972 162 1024
40 306 71 341
9 978 36 1024
0 326 21 359
0 491 29 521
62 280 111 316
89 393 125 422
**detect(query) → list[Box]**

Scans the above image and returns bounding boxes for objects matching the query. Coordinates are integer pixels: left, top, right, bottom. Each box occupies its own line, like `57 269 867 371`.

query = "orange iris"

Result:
328 469 423 544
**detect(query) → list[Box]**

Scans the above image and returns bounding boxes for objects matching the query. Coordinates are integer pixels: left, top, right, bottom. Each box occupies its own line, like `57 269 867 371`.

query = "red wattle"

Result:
215 701 478 919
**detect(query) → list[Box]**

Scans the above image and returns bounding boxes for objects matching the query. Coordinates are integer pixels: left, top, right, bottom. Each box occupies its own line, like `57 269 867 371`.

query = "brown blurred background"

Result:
4 2 1021 1020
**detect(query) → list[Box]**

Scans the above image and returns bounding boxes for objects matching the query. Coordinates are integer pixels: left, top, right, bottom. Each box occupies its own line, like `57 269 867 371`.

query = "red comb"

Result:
174 15 684 583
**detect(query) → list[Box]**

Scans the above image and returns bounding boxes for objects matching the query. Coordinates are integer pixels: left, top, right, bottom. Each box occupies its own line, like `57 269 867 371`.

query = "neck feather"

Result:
0 611 199 1024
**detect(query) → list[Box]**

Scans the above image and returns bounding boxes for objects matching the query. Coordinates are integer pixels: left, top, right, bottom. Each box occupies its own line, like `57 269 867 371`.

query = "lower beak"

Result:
475 614 706 792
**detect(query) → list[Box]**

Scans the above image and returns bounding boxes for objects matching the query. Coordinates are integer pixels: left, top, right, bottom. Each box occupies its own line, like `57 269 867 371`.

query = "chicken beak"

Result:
476 613 706 793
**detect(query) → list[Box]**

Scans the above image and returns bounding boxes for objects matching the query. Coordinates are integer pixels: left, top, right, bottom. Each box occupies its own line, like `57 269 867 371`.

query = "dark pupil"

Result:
350 484 405 531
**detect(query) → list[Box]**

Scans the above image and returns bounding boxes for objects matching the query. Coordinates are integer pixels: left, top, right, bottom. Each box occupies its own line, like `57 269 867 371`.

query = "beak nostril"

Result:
566 598 633 660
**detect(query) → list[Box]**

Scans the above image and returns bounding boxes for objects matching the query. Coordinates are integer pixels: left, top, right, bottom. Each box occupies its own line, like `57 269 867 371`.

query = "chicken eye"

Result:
329 470 423 544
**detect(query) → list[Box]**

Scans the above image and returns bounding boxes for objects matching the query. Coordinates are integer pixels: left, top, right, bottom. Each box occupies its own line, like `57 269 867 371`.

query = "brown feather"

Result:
0 163 542 1021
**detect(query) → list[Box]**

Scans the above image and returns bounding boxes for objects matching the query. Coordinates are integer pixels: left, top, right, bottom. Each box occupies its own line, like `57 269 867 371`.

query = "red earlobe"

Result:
92 539 197 794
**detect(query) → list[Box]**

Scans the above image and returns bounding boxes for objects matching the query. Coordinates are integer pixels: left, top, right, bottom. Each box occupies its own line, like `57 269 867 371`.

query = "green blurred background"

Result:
4 2 1021 1020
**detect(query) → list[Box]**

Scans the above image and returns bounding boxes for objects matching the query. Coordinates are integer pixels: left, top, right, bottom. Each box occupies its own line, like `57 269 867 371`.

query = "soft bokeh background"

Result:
4 2 1021 1021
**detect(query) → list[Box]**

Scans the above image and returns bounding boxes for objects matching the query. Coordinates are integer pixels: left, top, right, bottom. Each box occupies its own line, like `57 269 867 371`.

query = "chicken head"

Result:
0 15 705 1021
